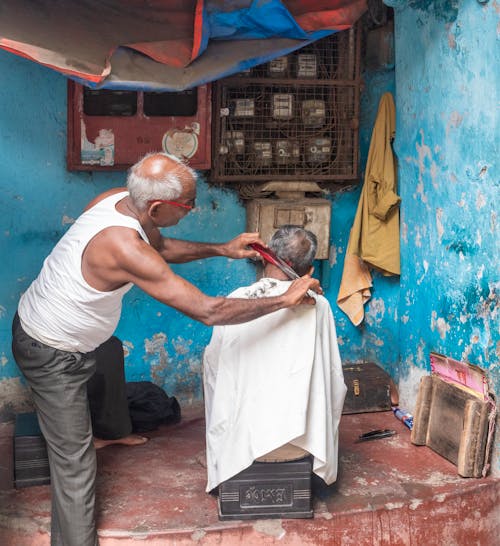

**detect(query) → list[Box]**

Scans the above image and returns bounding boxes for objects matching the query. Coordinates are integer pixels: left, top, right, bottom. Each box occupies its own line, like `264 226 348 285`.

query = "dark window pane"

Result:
83 88 137 116
144 89 198 117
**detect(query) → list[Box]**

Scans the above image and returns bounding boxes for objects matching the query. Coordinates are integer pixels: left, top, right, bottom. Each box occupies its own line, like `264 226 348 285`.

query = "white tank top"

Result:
18 191 150 353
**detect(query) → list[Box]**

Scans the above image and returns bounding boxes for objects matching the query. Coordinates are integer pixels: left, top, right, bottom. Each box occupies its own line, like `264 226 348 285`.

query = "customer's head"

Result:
126 152 197 212
268 225 318 276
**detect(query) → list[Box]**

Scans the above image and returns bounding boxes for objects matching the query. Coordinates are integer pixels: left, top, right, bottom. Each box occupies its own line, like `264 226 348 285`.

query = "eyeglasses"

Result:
148 199 195 210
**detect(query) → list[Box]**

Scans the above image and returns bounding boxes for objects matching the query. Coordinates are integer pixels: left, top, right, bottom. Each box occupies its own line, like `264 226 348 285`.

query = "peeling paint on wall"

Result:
365 298 386 326
431 311 451 340
414 129 432 204
401 221 408 244
144 332 170 384
328 244 338 266
395 3 499 476
446 111 463 134
398 365 429 412
122 340 134 358
0 377 33 420
171 336 193 356
435 208 444 242
475 191 487 211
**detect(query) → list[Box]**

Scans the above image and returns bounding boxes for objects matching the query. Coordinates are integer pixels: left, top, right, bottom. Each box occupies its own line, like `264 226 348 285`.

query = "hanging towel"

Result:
337 92 400 325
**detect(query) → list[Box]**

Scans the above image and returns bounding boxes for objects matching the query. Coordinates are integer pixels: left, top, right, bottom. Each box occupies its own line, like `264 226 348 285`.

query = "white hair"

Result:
126 152 196 211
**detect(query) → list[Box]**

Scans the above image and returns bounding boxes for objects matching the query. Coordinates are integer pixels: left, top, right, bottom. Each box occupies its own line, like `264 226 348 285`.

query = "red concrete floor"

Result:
0 405 498 545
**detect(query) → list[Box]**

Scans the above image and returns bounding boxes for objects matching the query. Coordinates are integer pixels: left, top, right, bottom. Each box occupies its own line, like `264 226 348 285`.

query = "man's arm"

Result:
155 232 265 263
117 236 321 326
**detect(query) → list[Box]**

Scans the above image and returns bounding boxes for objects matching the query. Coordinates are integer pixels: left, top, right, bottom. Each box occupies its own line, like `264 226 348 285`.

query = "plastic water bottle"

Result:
392 406 413 430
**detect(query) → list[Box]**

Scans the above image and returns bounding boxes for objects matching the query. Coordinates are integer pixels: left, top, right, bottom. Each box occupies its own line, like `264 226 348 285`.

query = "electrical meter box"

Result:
268 56 289 78
67 81 211 170
246 198 331 260
212 26 361 183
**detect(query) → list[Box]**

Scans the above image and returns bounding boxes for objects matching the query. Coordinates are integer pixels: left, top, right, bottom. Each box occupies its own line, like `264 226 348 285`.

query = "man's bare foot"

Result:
93 434 148 450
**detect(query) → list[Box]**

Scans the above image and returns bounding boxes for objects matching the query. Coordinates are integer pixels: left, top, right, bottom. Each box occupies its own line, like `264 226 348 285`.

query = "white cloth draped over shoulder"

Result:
203 278 346 492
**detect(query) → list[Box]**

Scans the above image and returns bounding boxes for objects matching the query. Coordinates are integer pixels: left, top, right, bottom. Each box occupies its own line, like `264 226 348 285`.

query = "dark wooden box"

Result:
218 456 313 520
342 362 393 414
14 412 50 488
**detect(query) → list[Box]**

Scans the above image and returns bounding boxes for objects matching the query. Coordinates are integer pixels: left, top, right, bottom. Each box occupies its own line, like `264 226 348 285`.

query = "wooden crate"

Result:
411 375 494 477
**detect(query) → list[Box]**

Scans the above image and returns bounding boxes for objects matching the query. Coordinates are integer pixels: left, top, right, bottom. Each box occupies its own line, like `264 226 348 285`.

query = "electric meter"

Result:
297 54 317 79
268 56 288 78
224 131 245 155
253 142 273 166
301 100 326 128
275 140 300 166
233 99 255 117
210 28 362 182
306 137 331 164
272 94 294 120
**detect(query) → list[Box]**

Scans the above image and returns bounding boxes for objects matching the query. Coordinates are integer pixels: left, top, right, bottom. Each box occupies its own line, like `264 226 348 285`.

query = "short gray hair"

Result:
268 225 318 276
126 152 197 211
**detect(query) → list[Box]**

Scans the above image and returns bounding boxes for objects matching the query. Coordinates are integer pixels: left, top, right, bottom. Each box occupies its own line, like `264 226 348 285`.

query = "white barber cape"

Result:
203 278 346 492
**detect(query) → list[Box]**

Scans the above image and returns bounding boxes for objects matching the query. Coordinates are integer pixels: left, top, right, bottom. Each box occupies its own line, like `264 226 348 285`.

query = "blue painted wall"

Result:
1 1 498 471
0 40 398 412
391 0 499 472
394 1 499 389
0 46 260 409
327 65 400 379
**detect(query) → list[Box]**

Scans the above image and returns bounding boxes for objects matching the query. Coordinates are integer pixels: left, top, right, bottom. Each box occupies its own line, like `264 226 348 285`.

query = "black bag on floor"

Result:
125 381 181 432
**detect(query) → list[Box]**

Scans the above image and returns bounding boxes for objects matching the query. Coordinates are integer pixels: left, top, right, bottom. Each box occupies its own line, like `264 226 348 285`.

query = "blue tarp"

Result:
0 0 367 91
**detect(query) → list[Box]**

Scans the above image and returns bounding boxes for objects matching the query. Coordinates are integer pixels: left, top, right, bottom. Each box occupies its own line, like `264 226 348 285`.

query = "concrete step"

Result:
0 408 498 545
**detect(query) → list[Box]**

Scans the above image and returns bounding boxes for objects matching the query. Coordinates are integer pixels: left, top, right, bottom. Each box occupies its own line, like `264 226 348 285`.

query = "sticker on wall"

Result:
80 122 115 166
162 123 199 160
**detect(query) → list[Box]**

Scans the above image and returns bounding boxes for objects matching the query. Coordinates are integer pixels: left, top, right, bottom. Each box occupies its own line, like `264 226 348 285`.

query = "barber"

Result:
11 152 320 546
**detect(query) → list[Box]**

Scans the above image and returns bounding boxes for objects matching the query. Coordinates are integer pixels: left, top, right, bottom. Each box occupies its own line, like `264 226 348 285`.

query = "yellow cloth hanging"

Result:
337 92 400 326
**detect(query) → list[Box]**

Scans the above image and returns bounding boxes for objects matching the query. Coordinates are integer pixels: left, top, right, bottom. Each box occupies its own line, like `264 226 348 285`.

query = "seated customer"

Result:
203 225 346 492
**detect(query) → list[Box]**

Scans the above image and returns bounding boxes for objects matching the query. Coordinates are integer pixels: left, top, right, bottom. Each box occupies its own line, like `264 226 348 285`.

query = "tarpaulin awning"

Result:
0 0 367 91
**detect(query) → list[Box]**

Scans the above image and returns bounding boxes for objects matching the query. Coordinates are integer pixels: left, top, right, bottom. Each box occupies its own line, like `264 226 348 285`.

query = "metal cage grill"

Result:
212 27 361 183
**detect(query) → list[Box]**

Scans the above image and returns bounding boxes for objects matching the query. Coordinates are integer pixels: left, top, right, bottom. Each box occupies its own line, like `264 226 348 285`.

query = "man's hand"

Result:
283 275 323 307
222 232 266 260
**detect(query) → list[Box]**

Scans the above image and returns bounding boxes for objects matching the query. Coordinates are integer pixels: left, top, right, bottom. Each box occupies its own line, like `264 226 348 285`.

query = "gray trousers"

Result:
12 314 99 546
